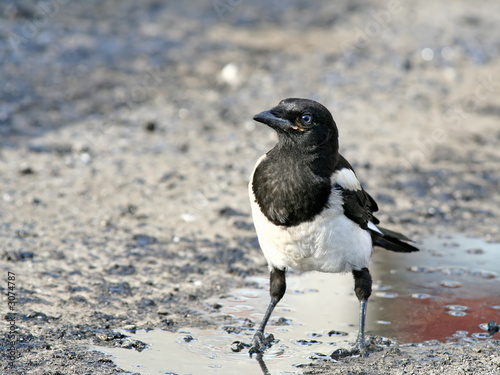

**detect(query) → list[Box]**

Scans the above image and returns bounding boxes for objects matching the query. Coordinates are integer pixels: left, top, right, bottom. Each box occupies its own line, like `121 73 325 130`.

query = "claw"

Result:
248 332 275 357
249 332 264 357
355 333 369 357
231 340 249 353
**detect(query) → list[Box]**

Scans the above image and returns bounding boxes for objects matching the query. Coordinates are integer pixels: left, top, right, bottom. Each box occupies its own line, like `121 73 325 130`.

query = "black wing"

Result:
334 155 418 253
336 185 380 230
333 155 379 230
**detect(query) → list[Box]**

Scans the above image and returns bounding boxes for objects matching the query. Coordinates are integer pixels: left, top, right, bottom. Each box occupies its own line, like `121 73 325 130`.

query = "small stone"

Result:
386 346 402 356
488 320 499 335
212 303 222 310
80 152 91 164
331 348 352 360
219 63 240 87
327 330 348 337
466 248 484 254
161 319 174 326
19 165 35 175
97 334 109 341
144 121 156 132
123 324 136 332
182 335 195 343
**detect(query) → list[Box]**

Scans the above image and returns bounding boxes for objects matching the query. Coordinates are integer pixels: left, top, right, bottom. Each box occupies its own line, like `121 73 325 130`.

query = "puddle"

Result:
92 234 499 374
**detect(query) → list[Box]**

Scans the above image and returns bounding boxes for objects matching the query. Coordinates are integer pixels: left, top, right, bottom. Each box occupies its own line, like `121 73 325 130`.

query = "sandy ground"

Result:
1 1 500 374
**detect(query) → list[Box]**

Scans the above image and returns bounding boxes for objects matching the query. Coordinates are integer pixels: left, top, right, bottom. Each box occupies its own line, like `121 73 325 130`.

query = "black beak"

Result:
253 110 296 132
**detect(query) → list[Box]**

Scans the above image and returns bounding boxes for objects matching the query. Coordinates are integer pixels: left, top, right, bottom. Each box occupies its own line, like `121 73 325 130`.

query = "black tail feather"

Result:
372 226 419 253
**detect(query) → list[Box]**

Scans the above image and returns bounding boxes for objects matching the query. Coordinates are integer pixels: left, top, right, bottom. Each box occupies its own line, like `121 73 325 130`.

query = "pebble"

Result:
491 356 500 366
144 121 156 132
219 63 240 87
19 164 35 175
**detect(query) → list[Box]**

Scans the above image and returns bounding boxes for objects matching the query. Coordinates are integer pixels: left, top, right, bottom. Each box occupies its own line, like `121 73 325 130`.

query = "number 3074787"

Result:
8 272 16 311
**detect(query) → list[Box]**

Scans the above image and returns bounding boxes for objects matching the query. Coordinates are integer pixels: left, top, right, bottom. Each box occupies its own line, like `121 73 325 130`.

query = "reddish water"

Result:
377 296 499 342
369 233 499 342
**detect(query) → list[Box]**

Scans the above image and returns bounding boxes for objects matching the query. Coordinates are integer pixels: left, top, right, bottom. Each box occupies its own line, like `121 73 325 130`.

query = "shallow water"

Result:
92 234 499 374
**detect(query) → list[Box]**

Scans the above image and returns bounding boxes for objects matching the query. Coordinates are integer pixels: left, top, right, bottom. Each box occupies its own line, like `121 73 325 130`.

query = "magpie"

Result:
247 98 419 357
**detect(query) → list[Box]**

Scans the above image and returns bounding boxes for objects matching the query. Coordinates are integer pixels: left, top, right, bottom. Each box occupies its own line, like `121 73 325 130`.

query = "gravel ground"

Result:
1 1 500 374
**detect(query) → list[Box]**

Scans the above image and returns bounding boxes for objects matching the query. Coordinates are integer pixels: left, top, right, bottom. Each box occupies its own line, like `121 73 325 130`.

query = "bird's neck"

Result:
273 141 339 178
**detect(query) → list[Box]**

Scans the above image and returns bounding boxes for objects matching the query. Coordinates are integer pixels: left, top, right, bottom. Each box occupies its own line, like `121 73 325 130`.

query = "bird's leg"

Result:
249 267 286 357
330 268 372 360
356 299 368 353
352 267 372 356
249 299 277 355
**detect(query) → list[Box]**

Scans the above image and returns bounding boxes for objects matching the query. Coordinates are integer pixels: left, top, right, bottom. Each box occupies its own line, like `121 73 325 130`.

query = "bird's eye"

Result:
301 114 312 125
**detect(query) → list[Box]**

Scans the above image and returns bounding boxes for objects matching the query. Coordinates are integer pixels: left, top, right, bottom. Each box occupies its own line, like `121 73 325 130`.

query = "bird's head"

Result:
253 98 339 150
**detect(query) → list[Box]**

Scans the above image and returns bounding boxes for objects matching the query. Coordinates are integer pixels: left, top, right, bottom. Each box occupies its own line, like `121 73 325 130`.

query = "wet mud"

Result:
94 235 499 374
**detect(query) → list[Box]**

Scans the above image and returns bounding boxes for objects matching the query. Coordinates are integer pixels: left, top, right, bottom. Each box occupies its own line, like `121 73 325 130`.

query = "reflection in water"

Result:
256 354 271 375
91 327 308 374
92 234 499 374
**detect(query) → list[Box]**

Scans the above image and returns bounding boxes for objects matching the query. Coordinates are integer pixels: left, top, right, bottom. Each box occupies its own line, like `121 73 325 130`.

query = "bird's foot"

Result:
248 332 275 358
231 332 276 357
354 333 369 357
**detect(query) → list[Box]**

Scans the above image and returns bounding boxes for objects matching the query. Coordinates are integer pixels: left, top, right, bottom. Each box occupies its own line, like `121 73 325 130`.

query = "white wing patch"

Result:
331 168 361 191
367 221 383 234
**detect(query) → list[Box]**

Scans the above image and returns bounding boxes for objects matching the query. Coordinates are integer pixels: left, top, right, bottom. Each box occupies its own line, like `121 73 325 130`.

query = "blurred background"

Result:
2 0 499 239
2 1 500 145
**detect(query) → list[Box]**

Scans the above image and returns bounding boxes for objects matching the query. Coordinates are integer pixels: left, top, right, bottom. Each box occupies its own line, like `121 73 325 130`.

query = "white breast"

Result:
249 156 373 274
